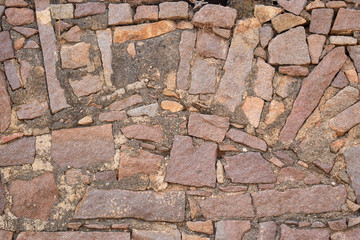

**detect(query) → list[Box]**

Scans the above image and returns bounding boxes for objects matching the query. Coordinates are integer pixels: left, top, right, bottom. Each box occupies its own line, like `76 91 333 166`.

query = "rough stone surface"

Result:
4 60 22 90
0 184 5 214
70 75 102 97
271 13 306 33
0 137 35 166
280 225 329 240
9 172 59 220
5 8 35 25
242 96 264 128
5 0 28 7
0 72 11 133
121 124 163 143
278 0 307 15
62 26 83 42
278 166 305 183
279 65 309 77
330 102 360 136
189 58 217 94
188 113 230 143
307 34 326 64
97 29 113 87
50 4 74 19
331 227 360 240
196 30 229 60
252 185 347 217
165 135 217 187
331 8 360 34
310 8 334 35
265 100 285 125
51 125 115 168
61 42 90 69
134 5 158 23
109 3 133 25
110 95 143 111
344 146 360 203
0 31 14 62
133 229 180 240
99 111 127 122
260 25 273 48
330 36 357 45
192 5 237 29
254 58 274 101
224 152 276 183
258 221 277 240
74 189 185 222
0 230 12 240
348 45 360 72
75 2 106 18
177 30 196 90
186 221 213 235
159 1 188 20
13 27 38 38
215 220 251 240
254 5 283 23
17 232 130 240
127 103 158 117
161 101 184 112
16 100 48 120
226 128 267 151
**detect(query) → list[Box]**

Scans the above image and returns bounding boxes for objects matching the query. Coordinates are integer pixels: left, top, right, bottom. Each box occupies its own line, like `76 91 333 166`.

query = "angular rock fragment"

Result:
5 0 28 7
133 229 180 240
5 8 35 25
17 232 130 240
74 2 106 18
159 1 188 20
4 59 22 90
121 124 163 143
13 27 38 38
0 137 35 166
196 30 229 60
254 5 283 23
16 100 48 120
259 25 273 48
99 111 127 122
70 75 102 97
96 29 113 87
160 101 184 112
0 72 11 133
177 30 196 90
242 96 264 128
62 26 83 42
330 102 360 136
348 45 360 72
331 8 360 34
109 3 133 25
310 8 334 35
109 94 143 111
186 221 213 235
344 146 360 203
280 225 329 240
279 66 309 77
134 5 158 23
330 36 357 45
265 100 285 125
61 42 90 69
226 128 267 151
277 0 307 15
215 220 251 240
0 31 14 62
192 5 237 29
271 13 306 33
127 103 158 117
254 58 274 101
307 34 326 64
189 58 217 94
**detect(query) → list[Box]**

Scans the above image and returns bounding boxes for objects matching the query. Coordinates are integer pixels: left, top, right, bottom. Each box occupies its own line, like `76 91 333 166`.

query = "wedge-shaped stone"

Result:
0 72 11 133
192 5 237 29
74 2 106 18
74 189 185 222
226 128 267 152
224 152 276 184
310 8 334 35
254 58 274 101
121 124 163 143
198 193 254 219
97 29 113 87
307 34 326 65
17 232 130 240
165 135 217 187
51 124 115 168
280 225 329 240
252 185 347 217
271 13 306 33
330 101 360 136
0 137 35 166
0 31 14 61
113 20 176 44
254 5 283 23
278 0 306 15
109 94 143 111
331 8 360 34
279 47 347 145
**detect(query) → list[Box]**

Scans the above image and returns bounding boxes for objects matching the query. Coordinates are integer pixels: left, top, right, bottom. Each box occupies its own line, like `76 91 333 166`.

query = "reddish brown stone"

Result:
213 27 231 39
278 166 305 183
280 225 329 240
0 230 13 240
119 147 162 179
252 185 347 217
344 146 360 203
219 185 248 192
182 233 209 240
307 34 326 64
196 30 229 60
95 171 117 182
310 8 334 35
328 219 347 231
0 137 35 166
9 172 59 220
219 144 238 152
278 66 309 77
121 124 163 143
0 31 14 61
70 75 102 97
62 26 84 42
51 125 115 168
65 169 90 185
4 59 22 90
254 5 283 23
215 221 251 240
348 46 360 73
0 183 5 214
111 223 129 229
99 111 127 122
188 113 230 143
186 221 213 235
17 232 130 240
61 42 90 69
0 71 11 134
0 132 23 144
84 224 110 230
224 152 276 184
159 1 188 20
273 151 295 164
5 0 28 7
134 5 158 23
74 188 185 222
24 40 39 49
109 94 143 111
165 135 217 187
277 0 306 15
108 3 133 25
279 47 347 145
192 5 237 29
189 58 216 94
14 38 25 50
13 27 38 38
254 58 274 101
5 8 34 25
198 193 254 219
226 128 267 152
330 102 360 136
258 221 277 240
133 229 181 240
16 100 48 120
331 227 360 240
271 13 306 33
331 8 360 34
74 2 106 18
177 30 196 90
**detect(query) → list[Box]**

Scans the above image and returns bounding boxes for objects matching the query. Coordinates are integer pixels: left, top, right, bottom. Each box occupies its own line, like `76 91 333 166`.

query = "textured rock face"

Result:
74 189 185 222
254 58 274 101
332 8 360 34
17 232 130 240
280 225 329 240
0 137 35 166
330 102 360 136
5 8 35 25
121 124 163 143
277 0 306 15
133 229 181 240
61 42 90 69
177 30 196 90
74 2 106 18
215 220 251 240
344 146 360 203
196 30 229 60
0 71 11 133
192 5 237 29
254 5 283 23
226 128 267 151
310 8 334 35
0 31 14 61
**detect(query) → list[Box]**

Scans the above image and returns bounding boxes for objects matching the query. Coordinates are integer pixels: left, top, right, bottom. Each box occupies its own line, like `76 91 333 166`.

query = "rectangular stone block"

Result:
0 137 35 166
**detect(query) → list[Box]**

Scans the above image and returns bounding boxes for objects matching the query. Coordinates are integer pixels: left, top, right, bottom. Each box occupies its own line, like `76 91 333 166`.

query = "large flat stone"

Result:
224 152 276 184
277 0 306 15
215 220 251 240
165 135 217 187
0 137 35 166
5 8 34 25
188 113 230 143
344 146 360 203
159 1 188 20
121 124 163 143
0 71 11 133
16 100 48 120
279 47 347 145
192 5 237 29
310 8 334 35
74 2 106 18
189 58 216 94
331 8 360 34
17 232 130 240
69 75 102 97
74 189 185 222
196 30 229 60
226 128 267 151
280 225 329 240
51 125 115 168
214 18 260 112
0 31 14 62
252 185 347 217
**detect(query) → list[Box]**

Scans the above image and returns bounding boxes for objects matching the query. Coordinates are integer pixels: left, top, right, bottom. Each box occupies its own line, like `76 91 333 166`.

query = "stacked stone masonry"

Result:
0 0 360 239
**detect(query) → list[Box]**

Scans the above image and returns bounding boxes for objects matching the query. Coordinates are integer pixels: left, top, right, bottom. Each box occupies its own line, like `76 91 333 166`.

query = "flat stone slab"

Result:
252 185 347 217
51 124 115 168
310 8 334 35
74 189 185 222
0 31 14 61
74 2 106 18
69 75 102 97
196 30 229 60
177 30 196 90
110 94 143 111
16 100 48 120
133 229 180 240
121 124 163 143
215 220 251 240
192 5 237 29
17 232 130 240
331 227 360 240
159 1 188 20
0 137 35 166
280 225 329 240
331 8 360 34
344 146 360 203
5 8 35 26
165 135 217 187
0 71 11 133
226 128 267 151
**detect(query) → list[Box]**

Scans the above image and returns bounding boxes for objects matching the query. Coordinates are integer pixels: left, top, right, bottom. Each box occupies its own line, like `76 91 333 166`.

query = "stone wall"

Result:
0 0 360 239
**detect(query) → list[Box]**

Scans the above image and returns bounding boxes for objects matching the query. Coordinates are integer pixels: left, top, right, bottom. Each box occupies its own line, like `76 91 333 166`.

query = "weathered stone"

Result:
192 5 237 29
121 124 163 143
198 193 254 219
70 75 102 97
0 72 11 133
177 30 196 90
96 29 113 87
328 219 347 231
307 34 326 64
278 0 307 15
5 8 34 25
252 185 347 217
165 135 217 187
134 5 158 23
52 125 114 168
0 230 12 240
345 69 359 83
214 18 260 112
226 128 267 151
279 47 347 145
196 30 229 60
113 20 176 44
310 8 334 35
23 40 39 49
348 217 360 227
269 157 285 168
0 137 35 166
305 0 325 11
326 1 347 8
159 1 188 20
348 46 360 72
78 115 93 125
16 100 48 120
186 221 213 235
219 144 238 152
127 103 158 117
330 36 357 45
4 59 22 90
254 47 267 60
313 160 334 173
331 227 360 240
35 0 69 113
278 166 305 183
62 25 83 42
212 27 231 39
332 8 360 34
99 111 127 122
254 58 274 101
110 94 143 111
182 233 209 240
0 184 5 214
119 147 162 179
0 31 14 61
54 20 73 33
344 146 360 203
50 4 74 19
224 152 276 183
278 65 309 77
109 3 133 25
17 232 130 240
13 27 38 38
241 96 264 128
258 221 277 240
189 58 216 94
177 21 193 30
254 5 283 23
188 113 230 143
9 172 59 220
330 102 360 135
215 220 251 240
65 169 90 185
74 2 106 18
281 225 329 240
96 171 117 182
5 0 28 7
272 13 306 33
74 189 185 222
268 27 310 65
161 101 184 112
133 229 181 240
61 42 90 69
260 25 273 48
